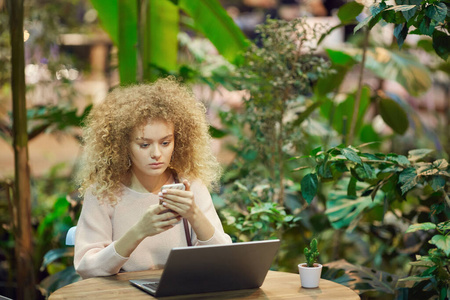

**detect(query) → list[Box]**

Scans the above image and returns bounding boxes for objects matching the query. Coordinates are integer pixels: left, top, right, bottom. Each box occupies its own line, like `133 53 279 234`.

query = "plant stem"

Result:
348 27 369 145
278 105 285 206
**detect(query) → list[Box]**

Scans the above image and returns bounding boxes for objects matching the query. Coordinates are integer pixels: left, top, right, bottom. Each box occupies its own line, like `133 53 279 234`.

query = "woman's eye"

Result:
140 144 149 148
162 141 171 146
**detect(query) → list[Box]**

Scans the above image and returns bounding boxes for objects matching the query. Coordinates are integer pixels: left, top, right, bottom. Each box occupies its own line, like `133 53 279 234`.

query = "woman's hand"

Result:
135 204 182 238
114 204 181 258
158 180 196 220
159 180 216 242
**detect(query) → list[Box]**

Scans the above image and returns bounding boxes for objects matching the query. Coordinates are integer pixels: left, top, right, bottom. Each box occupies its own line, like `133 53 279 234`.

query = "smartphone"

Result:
161 183 185 191
160 183 185 205
160 183 184 224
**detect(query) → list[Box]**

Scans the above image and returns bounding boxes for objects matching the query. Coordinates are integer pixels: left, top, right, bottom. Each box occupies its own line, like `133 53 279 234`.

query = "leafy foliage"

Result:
355 0 450 61
323 259 400 295
228 16 331 206
398 221 450 298
297 145 450 298
218 181 298 242
298 146 449 207
89 0 248 83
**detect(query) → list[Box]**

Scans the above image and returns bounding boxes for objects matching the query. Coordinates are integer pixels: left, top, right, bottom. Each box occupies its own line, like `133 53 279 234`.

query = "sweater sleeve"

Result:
74 190 128 279
189 182 232 246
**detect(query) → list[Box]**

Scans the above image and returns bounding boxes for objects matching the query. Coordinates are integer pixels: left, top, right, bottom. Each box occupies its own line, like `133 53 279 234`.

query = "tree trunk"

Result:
9 0 35 298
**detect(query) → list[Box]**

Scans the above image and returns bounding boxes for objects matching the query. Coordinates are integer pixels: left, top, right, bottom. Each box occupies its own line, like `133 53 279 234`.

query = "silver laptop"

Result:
129 239 280 297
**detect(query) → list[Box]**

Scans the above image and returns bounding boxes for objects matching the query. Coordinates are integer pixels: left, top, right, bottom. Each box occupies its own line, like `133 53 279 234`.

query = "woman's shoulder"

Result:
83 184 129 206
188 179 211 195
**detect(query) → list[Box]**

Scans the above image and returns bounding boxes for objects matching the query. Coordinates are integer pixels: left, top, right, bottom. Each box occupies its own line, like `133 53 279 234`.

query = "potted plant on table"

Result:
298 238 322 288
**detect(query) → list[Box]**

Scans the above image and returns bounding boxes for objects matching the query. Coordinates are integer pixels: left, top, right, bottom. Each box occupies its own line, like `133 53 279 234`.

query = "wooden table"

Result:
49 270 360 299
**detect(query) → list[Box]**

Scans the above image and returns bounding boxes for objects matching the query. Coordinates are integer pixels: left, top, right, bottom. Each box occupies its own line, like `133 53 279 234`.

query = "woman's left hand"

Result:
159 180 197 221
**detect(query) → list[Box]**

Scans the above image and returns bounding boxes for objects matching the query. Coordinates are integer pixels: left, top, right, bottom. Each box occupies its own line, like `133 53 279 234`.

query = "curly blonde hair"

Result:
76 77 221 204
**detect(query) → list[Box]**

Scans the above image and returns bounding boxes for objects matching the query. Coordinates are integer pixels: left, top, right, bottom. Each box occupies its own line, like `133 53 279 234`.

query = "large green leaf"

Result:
378 97 409 135
178 0 249 64
89 0 119 44
301 173 319 204
89 0 137 83
432 30 450 61
314 64 350 97
320 86 371 138
337 2 365 24
325 180 384 230
341 147 362 165
141 0 179 80
408 148 434 162
338 47 432 96
399 167 417 194
425 3 447 24
118 0 137 84
27 104 92 140
430 235 450 256
326 48 356 66
429 175 446 191
90 0 248 84
323 259 399 294
406 222 436 233
396 0 421 21
367 47 431 96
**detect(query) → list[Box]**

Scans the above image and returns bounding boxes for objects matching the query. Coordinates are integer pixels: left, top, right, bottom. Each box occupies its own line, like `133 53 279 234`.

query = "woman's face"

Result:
129 119 175 181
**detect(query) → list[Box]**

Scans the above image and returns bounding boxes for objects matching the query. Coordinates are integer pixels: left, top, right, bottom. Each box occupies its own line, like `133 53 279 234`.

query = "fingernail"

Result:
162 202 167 206
161 189 167 194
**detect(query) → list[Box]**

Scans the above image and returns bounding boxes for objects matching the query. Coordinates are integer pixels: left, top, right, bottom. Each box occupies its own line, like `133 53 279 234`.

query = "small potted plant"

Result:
298 238 322 288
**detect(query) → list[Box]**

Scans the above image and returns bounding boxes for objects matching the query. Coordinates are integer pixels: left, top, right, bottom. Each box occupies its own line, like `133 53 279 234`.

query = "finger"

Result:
152 204 167 214
160 216 182 228
159 210 180 220
162 198 188 209
183 179 191 192
161 194 189 206
161 201 186 215
160 189 188 198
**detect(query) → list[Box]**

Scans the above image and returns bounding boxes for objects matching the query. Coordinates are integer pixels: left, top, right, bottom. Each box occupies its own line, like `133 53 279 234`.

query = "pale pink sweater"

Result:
74 181 231 279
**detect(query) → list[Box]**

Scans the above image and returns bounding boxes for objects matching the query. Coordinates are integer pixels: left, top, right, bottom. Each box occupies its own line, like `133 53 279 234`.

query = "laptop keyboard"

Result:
143 282 159 291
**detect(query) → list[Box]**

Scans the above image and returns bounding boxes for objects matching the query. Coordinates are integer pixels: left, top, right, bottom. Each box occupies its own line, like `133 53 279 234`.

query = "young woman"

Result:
74 78 231 279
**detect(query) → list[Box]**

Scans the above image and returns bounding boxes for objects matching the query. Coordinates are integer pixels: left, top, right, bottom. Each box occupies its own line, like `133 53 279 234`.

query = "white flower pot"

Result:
298 263 322 288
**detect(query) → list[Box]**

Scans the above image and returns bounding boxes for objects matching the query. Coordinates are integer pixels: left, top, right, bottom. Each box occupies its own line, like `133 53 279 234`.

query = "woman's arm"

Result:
75 190 181 279
74 191 127 279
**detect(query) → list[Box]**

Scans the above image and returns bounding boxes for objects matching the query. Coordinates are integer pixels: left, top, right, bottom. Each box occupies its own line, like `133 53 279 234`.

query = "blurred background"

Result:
1 0 449 299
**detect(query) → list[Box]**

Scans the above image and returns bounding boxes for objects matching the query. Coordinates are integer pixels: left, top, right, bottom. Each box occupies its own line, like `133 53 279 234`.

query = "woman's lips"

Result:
149 162 164 169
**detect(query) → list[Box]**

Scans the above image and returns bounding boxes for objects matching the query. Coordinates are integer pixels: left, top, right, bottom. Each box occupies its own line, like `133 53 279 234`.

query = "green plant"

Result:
399 221 450 299
304 238 320 267
355 0 450 61
229 16 331 206
89 0 249 84
296 145 449 297
216 180 299 242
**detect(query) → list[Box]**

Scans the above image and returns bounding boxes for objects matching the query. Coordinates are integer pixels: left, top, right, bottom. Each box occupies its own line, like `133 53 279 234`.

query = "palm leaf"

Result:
179 0 249 64
323 259 399 295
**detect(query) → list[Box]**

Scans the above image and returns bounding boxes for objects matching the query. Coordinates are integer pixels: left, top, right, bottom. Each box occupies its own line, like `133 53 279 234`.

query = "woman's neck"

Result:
129 169 172 194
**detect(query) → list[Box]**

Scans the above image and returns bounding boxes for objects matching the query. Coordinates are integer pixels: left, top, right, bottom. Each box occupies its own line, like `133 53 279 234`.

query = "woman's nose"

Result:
150 145 161 159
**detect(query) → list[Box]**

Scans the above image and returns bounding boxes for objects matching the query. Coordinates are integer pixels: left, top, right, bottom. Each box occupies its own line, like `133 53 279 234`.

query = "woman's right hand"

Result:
134 204 181 238
114 204 181 258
